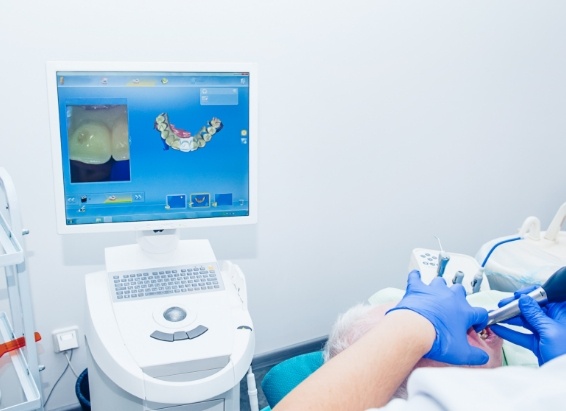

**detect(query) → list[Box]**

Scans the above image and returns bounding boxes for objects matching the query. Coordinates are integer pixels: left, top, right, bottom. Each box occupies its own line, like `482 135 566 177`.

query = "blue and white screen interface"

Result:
54 70 251 226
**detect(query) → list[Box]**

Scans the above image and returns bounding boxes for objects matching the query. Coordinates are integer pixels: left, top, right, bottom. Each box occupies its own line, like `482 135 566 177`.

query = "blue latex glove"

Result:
490 287 566 366
387 270 489 366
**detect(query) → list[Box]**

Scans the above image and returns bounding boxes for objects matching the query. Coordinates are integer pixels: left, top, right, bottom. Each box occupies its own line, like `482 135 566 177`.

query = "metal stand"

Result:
0 168 43 411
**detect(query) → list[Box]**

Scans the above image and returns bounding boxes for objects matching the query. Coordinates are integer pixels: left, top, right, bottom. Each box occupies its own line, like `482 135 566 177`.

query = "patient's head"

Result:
323 301 503 399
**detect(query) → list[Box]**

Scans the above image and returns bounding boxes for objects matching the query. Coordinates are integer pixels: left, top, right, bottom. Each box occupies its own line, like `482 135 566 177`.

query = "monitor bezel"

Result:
46 61 258 234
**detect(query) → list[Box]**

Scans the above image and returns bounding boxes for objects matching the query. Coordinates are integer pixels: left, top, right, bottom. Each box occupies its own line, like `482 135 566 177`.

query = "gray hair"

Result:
323 302 408 399
323 303 381 361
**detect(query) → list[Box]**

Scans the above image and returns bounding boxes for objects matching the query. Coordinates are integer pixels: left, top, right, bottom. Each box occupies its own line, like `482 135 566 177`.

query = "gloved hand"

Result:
387 270 489 366
490 286 566 365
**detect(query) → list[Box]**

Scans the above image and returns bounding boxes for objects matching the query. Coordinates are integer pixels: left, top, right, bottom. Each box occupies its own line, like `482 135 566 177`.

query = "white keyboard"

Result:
109 262 224 301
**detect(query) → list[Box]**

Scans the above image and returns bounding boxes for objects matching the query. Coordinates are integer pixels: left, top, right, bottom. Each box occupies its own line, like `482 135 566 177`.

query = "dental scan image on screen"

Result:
47 63 257 234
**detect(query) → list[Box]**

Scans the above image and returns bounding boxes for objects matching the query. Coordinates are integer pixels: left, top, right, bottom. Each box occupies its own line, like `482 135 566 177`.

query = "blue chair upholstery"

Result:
260 351 324 410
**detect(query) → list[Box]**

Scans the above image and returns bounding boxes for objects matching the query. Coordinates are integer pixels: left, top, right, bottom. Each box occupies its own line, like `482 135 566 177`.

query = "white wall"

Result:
1 1 566 409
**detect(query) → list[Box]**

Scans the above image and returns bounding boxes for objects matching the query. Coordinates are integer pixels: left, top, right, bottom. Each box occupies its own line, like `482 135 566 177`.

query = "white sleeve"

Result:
367 355 566 411
367 396 442 411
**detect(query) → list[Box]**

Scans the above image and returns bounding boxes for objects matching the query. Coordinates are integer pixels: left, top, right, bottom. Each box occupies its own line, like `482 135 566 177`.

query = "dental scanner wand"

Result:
452 270 464 285
471 271 483 294
486 266 566 327
435 236 450 277
437 251 450 277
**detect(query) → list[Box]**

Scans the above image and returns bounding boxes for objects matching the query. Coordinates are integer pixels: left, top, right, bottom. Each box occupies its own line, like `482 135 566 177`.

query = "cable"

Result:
480 236 522 268
43 349 73 408
247 366 259 411
64 350 79 378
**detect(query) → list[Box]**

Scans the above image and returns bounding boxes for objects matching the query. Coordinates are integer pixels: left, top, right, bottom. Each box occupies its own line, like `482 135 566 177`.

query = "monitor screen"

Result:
47 62 257 234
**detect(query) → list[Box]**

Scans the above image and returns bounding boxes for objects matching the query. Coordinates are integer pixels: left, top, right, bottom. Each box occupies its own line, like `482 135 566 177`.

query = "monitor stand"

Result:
104 229 217 274
136 229 181 254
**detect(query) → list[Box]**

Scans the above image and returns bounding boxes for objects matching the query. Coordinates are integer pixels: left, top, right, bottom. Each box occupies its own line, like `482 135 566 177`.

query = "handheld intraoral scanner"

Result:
486 266 566 327
435 236 450 277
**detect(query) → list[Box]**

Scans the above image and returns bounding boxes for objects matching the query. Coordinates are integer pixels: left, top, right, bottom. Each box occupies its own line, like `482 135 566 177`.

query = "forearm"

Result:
274 309 435 411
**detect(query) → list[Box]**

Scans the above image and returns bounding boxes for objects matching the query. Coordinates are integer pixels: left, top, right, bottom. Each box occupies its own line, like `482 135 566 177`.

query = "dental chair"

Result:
260 351 324 411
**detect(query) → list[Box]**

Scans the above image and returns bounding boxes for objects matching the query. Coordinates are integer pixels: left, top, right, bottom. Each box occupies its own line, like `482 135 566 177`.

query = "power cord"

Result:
43 349 75 408
64 350 79 378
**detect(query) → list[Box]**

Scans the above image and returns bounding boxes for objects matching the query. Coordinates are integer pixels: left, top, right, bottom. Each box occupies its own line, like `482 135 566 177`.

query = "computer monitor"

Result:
46 62 257 236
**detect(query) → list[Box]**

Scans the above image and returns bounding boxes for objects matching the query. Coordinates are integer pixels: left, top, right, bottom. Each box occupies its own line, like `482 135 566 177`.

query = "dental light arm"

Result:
486 266 566 327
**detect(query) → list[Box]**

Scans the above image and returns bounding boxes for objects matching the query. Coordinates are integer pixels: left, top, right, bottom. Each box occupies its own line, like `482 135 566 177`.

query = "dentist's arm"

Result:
275 271 489 411
275 309 434 410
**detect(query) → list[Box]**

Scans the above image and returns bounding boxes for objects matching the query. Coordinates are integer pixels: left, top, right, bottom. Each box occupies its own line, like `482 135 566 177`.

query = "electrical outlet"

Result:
52 326 79 353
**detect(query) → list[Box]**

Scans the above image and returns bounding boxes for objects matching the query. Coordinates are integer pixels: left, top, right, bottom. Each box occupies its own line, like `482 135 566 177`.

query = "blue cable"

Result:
481 236 522 268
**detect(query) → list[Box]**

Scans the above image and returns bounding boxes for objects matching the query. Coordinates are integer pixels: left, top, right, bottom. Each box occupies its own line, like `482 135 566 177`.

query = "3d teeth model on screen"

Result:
155 113 223 152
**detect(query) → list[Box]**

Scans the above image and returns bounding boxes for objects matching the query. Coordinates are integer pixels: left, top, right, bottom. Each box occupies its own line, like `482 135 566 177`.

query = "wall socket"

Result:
52 326 79 353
